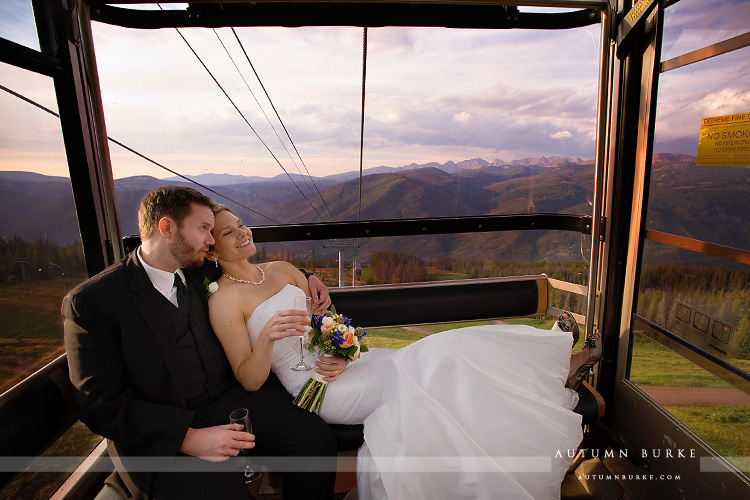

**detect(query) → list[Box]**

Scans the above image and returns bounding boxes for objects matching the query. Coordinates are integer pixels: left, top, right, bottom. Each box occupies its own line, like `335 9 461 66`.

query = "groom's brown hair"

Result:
138 186 213 240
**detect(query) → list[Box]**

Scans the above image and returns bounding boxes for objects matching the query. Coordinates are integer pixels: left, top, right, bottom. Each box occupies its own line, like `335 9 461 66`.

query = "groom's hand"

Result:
179 425 255 462
307 274 332 314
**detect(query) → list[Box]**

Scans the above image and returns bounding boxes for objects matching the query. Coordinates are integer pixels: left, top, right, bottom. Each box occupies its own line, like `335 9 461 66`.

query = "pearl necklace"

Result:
222 264 266 285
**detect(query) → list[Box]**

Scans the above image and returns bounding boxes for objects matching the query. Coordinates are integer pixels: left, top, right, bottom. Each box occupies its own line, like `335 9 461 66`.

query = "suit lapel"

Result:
126 253 186 403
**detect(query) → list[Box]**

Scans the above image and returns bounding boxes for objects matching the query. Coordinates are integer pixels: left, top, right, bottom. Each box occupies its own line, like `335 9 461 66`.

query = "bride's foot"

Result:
557 311 580 347
566 334 602 390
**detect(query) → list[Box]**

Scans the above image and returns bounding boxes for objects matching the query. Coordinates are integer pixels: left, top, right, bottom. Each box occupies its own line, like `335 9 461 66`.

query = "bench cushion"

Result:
329 276 548 327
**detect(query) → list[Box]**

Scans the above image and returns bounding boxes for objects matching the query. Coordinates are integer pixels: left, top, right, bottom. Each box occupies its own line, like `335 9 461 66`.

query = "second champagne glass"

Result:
291 295 313 371
228 407 260 483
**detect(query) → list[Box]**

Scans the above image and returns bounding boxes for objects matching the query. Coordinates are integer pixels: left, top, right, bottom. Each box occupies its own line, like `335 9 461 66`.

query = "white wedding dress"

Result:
246 284 584 500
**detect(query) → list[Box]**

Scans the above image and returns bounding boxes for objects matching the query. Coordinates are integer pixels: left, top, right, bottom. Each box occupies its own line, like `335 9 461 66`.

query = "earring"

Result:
213 258 218 268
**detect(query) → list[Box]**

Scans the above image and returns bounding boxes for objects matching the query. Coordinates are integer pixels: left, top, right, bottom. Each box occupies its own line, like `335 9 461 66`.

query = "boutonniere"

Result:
202 277 219 299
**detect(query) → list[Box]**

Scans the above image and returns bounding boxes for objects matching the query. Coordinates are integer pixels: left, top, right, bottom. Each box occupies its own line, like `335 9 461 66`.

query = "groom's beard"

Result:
170 228 206 269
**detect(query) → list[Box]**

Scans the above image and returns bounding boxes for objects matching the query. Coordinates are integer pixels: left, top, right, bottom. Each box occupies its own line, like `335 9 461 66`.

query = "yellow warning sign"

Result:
696 112 750 166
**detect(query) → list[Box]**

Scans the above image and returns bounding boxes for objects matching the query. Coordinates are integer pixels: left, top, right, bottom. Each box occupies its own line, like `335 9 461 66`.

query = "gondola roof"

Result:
89 1 603 30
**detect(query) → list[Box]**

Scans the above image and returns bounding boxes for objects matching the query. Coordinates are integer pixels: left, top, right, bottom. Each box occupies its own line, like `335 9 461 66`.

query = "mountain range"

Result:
163 155 591 186
1 154 747 264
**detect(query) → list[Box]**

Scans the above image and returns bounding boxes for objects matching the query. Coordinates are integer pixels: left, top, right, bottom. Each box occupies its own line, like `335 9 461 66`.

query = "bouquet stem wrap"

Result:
292 371 328 413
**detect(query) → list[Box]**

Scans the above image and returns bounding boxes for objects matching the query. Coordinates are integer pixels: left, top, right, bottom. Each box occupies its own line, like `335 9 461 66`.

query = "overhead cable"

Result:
212 29 319 207
0 83 280 224
230 27 334 219
172 26 327 221
216 28 333 219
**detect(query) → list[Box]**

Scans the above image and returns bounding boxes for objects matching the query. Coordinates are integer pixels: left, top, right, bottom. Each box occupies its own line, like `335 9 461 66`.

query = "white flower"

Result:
208 282 219 294
337 324 347 334
322 316 334 326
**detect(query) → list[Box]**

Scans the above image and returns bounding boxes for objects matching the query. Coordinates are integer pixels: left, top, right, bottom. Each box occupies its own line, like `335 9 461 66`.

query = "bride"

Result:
206 205 601 500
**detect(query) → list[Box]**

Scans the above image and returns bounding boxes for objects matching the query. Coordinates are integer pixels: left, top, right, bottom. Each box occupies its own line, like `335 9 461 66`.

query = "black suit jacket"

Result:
62 251 219 494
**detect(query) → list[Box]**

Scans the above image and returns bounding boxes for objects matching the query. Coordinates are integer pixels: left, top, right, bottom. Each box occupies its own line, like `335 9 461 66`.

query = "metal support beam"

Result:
0 36 62 77
32 0 124 275
616 0 659 59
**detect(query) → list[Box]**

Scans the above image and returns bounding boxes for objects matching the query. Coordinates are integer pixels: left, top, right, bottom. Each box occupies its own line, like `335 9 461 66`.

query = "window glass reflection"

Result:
661 0 750 61
650 46 750 251
633 239 750 470
637 241 750 366
0 64 84 395
0 0 40 51
2 421 100 500
0 63 94 499
630 333 750 474
631 0 750 475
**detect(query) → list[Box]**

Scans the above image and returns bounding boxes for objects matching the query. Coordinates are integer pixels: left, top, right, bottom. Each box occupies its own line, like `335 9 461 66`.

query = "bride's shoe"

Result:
557 311 580 347
565 334 602 390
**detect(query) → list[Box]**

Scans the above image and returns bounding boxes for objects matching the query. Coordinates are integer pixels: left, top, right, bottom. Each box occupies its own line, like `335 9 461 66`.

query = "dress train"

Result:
244 285 584 499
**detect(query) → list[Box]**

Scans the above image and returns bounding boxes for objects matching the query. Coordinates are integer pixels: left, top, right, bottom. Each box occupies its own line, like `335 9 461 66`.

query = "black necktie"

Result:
174 273 190 315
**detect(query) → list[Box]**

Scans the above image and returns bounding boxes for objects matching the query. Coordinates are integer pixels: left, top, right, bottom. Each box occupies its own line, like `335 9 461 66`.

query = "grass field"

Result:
0 276 81 393
0 277 77 339
630 334 750 472
666 405 750 473
631 334 750 388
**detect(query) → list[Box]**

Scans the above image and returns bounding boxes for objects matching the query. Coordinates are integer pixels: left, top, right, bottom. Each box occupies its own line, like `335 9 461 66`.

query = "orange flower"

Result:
340 331 355 348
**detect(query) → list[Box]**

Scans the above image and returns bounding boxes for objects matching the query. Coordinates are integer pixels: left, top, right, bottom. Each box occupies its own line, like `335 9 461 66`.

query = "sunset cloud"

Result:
4 1 746 179
551 131 573 140
453 112 471 124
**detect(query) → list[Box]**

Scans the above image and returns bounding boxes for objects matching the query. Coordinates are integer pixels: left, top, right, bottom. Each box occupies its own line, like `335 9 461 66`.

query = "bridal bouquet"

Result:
292 306 368 413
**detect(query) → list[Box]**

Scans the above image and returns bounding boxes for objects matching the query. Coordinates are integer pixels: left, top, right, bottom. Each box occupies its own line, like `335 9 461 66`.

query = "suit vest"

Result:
173 281 235 410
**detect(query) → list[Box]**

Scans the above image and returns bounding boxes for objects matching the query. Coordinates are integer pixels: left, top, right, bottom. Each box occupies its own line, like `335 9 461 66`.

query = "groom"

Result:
63 186 344 499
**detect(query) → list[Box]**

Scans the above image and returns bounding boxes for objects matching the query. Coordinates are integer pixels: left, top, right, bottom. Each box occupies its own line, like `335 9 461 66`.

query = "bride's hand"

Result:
316 355 348 382
261 309 310 342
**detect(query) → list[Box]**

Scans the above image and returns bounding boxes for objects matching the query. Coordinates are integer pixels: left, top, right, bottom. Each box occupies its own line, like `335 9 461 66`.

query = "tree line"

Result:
431 254 590 312
0 236 85 283
3 236 746 359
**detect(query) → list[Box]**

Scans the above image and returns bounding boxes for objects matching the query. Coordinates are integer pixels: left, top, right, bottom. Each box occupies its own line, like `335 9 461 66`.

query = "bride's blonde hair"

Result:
211 203 235 218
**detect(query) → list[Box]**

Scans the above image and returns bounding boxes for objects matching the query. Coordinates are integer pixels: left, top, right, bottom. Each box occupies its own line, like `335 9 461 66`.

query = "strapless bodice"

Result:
245 284 317 393
245 283 395 425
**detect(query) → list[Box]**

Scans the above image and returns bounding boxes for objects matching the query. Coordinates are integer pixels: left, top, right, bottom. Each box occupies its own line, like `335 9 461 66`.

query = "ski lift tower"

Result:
321 239 359 287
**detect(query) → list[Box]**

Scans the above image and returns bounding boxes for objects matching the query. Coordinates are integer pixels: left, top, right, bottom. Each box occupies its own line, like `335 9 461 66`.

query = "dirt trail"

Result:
403 326 434 336
640 386 750 406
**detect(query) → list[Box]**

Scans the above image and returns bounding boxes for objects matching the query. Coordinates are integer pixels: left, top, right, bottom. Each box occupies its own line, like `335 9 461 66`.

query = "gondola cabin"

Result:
1 1 749 499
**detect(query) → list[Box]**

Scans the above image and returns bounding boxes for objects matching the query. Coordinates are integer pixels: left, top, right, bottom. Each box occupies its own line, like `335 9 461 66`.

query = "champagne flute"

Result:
229 407 260 483
291 295 313 371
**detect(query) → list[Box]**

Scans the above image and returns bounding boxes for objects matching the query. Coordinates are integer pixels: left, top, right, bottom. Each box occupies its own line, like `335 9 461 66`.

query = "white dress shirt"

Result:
137 246 186 308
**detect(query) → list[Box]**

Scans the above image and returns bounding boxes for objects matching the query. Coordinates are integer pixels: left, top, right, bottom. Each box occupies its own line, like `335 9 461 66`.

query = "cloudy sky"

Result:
1 1 748 181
